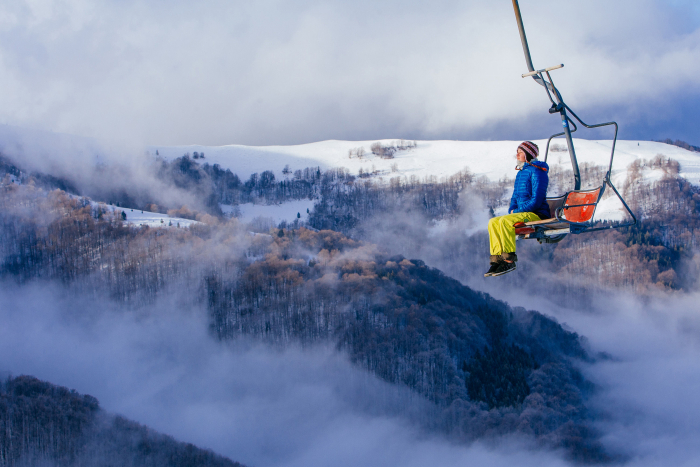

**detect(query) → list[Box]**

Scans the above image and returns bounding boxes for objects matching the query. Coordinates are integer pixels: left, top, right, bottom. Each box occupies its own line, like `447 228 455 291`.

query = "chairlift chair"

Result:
510 0 637 244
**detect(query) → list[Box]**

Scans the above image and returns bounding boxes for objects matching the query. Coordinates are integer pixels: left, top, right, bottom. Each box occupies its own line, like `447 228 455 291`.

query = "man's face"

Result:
516 148 528 163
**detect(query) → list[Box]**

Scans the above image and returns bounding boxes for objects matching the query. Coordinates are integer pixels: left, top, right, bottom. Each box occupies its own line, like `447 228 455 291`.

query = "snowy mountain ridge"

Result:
151 139 700 224
150 139 700 187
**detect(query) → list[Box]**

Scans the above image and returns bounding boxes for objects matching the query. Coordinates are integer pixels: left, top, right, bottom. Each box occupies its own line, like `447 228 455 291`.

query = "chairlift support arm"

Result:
522 64 564 78
512 0 580 190
510 0 637 234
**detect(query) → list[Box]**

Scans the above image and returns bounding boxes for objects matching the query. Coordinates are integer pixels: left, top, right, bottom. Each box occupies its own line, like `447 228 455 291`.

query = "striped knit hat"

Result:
518 141 539 161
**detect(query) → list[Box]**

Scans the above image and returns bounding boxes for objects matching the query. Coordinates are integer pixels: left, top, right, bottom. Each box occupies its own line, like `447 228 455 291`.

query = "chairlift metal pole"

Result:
511 0 581 190
511 0 534 73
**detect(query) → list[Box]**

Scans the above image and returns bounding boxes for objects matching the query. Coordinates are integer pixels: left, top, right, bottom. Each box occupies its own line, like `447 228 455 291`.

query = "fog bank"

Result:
2 273 700 466
0 282 569 467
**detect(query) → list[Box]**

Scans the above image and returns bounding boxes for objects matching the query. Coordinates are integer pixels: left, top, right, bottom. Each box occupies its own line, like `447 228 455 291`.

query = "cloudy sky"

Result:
0 0 699 147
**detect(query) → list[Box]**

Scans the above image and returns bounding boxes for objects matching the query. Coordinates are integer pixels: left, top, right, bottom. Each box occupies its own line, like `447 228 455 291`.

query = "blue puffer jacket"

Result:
508 160 550 220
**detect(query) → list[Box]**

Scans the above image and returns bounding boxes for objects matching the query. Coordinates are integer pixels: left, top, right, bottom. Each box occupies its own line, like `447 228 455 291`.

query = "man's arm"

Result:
508 192 517 214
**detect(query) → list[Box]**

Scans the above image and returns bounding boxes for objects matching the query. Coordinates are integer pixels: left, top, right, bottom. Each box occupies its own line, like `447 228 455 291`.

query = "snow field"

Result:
94 202 199 229
150 139 700 186
151 139 699 223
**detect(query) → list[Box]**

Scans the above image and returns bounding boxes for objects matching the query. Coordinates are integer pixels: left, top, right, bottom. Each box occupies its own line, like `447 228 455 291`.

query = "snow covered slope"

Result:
151 139 700 224
150 139 700 187
95 203 198 228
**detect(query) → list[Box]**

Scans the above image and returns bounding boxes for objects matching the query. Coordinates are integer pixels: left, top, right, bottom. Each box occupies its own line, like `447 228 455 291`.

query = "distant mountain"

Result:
655 138 700 153
149 138 700 187
0 375 244 467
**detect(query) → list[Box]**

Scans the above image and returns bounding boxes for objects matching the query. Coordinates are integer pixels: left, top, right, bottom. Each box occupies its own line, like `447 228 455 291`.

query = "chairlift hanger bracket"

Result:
510 0 637 242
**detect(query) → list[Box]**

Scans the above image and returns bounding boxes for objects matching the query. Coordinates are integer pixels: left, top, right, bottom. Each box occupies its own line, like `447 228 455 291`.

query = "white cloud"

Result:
0 282 571 467
488 289 700 467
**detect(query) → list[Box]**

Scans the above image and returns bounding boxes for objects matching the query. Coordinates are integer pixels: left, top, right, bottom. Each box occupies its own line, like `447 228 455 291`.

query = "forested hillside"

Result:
4 146 698 296
0 181 603 461
152 152 700 293
0 375 243 467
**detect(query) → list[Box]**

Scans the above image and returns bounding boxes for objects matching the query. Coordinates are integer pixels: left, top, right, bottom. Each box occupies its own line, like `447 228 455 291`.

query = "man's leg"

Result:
495 212 541 257
488 216 504 257
485 216 506 276
488 212 540 277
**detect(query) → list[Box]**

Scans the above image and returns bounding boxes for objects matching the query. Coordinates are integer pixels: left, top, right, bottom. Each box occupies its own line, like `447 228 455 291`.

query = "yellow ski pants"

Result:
488 212 541 256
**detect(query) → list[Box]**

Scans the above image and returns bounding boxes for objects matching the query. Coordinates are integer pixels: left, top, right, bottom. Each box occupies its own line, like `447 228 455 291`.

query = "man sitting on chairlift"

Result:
485 141 549 277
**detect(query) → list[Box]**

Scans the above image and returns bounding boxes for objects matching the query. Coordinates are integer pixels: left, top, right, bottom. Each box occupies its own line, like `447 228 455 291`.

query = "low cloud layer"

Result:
1 278 700 466
0 282 567 467
542 293 700 467
0 0 699 146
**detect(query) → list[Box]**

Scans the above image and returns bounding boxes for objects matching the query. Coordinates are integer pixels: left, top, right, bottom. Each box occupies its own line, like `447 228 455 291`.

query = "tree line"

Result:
0 375 243 467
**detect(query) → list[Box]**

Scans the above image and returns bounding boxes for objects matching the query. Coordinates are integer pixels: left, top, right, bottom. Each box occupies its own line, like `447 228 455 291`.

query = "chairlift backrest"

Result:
559 187 603 223
544 186 603 224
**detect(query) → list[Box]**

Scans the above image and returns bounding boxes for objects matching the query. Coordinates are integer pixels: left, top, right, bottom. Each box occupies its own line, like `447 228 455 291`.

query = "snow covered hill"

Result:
151 139 700 223
150 139 700 186
2 123 698 225
76 195 199 228
100 203 198 228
